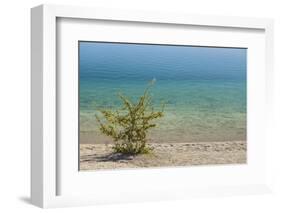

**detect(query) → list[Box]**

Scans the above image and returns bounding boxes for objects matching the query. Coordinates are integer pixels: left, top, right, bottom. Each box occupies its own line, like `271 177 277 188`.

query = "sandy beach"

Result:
80 141 246 170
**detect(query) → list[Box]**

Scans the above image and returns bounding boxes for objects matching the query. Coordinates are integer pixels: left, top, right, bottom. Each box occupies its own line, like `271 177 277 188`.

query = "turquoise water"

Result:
79 42 246 143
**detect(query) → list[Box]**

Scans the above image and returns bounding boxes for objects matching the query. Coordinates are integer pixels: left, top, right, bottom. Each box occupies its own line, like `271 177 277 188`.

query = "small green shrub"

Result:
95 80 164 155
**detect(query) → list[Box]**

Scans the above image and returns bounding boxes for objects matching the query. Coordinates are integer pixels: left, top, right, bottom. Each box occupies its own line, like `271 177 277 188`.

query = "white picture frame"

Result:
31 4 274 208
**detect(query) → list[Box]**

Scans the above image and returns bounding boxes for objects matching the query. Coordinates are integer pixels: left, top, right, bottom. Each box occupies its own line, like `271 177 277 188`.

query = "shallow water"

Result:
79 42 246 143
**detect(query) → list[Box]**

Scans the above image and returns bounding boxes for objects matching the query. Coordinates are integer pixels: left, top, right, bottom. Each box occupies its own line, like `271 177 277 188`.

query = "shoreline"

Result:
80 141 246 170
79 132 247 144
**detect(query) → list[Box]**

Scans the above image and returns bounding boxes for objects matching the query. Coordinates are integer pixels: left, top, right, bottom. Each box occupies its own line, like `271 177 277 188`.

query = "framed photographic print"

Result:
31 4 274 208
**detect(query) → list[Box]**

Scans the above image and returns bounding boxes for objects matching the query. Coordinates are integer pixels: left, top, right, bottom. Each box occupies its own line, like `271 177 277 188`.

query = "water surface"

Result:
79 42 247 143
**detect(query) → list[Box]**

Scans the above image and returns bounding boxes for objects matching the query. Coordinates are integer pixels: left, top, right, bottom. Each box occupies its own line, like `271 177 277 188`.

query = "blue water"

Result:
79 42 246 143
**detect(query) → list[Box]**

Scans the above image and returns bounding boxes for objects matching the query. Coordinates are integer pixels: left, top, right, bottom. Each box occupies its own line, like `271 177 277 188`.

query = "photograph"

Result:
79 41 247 171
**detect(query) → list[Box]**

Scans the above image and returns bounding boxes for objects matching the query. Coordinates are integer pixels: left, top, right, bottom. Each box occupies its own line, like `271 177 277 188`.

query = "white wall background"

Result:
0 0 280 212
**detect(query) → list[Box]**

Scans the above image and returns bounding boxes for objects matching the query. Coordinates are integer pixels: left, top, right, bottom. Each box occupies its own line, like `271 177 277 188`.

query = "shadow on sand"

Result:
82 152 135 163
